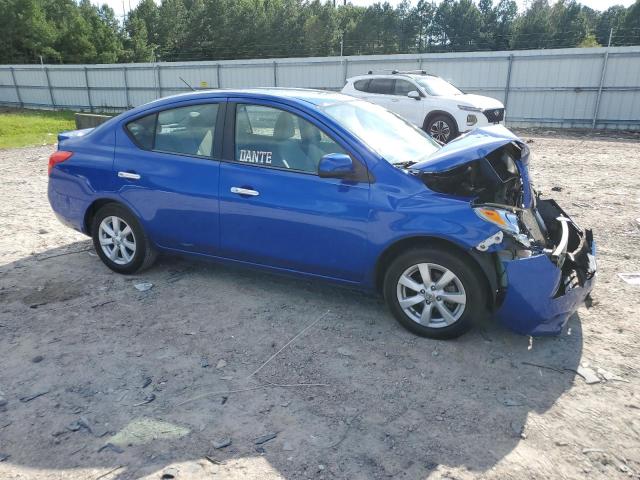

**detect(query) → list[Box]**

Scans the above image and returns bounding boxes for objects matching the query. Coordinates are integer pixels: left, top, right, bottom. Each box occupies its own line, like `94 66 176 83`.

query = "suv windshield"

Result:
321 99 440 165
415 76 463 96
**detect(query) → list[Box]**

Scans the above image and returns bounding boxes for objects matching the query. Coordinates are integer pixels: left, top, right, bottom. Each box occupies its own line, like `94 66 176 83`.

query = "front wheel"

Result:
425 114 458 144
91 203 157 274
383 247 485 339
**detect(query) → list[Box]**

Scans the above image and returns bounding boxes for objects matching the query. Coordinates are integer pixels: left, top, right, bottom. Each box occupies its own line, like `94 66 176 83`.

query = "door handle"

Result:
230 187 259 197
118 171 141 180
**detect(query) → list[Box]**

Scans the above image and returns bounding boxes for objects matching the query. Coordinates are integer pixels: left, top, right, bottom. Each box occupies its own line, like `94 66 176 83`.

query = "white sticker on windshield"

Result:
239 149 272 164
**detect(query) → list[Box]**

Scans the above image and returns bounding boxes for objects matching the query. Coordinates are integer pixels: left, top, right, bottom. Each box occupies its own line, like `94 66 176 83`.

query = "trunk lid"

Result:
57 128 94 148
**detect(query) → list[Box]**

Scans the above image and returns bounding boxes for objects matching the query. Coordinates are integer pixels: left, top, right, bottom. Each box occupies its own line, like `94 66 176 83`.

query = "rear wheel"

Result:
91 203 156 274
425 114 458 144
383 247 484 339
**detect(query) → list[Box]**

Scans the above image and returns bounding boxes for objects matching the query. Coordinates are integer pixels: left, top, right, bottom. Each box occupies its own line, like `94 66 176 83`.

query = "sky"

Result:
97 0 636 20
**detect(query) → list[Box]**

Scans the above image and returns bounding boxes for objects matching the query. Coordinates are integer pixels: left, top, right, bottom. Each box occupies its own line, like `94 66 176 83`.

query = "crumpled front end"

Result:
408 126 596 336
493 198 597 335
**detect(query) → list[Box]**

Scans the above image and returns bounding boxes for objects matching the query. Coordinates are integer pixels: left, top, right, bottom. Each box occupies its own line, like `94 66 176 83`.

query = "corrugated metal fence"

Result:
1 46 639 130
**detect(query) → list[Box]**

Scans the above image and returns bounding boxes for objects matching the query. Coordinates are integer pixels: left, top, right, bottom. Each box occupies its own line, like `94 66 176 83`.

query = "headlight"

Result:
474 207 531 247
458 105 482 112
474 207 519 235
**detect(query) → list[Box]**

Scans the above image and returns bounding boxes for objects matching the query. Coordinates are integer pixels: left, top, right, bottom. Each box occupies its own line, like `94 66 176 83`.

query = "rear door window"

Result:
155 104 219 157
393 79 415 96
368 78 394 95
126 113 156 150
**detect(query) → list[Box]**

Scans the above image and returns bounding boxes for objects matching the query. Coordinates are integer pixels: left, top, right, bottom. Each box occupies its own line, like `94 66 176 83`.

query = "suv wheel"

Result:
426 114 458 144
383 247 484 339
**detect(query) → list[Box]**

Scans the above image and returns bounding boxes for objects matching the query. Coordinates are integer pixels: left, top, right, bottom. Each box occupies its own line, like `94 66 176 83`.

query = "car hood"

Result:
439 93 504 110
411 125 525 173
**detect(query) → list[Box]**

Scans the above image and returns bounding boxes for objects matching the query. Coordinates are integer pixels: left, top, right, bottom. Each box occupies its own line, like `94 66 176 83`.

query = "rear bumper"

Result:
494 200 596 336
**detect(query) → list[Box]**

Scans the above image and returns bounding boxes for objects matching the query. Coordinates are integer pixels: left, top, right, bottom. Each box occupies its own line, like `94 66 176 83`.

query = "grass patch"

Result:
0 108 76 149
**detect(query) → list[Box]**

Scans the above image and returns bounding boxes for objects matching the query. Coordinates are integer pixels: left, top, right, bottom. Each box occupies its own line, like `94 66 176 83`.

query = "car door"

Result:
218 100 371 283
114 100 225 255
390 79 424 127
361 78 395 111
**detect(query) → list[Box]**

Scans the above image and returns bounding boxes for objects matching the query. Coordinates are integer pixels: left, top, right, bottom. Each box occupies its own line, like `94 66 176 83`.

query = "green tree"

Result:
435 0 483 51
596 6 626 46
550 0 589 48
511 0 552 49
622 0 640 45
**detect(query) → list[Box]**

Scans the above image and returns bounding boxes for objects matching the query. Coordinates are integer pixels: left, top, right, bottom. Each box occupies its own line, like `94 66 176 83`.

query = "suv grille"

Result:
483 108 504 123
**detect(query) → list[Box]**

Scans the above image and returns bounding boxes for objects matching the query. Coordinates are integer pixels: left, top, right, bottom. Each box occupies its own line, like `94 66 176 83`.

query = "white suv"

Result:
341 71 505 143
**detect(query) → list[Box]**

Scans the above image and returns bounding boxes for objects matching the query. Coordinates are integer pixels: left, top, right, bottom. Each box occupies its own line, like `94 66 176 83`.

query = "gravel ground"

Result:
0 130 639 480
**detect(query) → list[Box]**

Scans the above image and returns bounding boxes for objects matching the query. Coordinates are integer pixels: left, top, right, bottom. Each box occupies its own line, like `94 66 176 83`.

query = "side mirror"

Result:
407 90 421 100
318 153 354 178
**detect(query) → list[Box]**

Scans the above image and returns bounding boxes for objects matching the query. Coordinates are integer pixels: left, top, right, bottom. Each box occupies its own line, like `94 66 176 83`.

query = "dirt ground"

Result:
0 129 639 480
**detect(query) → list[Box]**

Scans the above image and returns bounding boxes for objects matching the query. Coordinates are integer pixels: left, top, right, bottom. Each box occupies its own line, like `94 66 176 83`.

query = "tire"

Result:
383 247 485 339
425 114 458 144
91 203 157 274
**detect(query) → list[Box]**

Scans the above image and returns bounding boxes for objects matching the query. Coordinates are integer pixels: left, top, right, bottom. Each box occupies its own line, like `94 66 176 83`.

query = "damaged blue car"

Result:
48 89 596 339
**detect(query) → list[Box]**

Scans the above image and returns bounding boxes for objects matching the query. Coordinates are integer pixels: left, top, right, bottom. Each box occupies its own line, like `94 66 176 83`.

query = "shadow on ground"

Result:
0 242 583 479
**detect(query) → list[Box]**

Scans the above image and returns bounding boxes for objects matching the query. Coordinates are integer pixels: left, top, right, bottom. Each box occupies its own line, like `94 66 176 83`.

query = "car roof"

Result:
137 88 352 110
347 73 435 82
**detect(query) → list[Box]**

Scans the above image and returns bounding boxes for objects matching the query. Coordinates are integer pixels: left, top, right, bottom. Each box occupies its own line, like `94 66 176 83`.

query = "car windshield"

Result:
415 76 463 96
320 100 440 165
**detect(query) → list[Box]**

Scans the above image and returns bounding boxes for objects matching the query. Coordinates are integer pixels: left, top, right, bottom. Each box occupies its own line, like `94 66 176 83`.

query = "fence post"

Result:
43 66 55 109
84 67 93 112
123 66 131 109
418 56 423 71
216 63 221 88
593 29 613 129
273 61 278 87
343 58 348 85
503 54 514 122
156 65 162 98
9 67 23 108
592 50 609 129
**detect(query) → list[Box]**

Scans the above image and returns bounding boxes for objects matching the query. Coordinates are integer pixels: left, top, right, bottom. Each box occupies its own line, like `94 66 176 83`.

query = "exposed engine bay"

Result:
418 142 524 207
408 142 596 298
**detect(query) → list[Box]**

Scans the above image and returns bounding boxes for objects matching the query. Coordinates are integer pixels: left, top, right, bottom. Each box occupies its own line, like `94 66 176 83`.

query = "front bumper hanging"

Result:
494 199 596 336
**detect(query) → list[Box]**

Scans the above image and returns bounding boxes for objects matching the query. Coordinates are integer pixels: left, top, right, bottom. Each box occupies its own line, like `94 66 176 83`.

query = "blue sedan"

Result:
48 89 596 339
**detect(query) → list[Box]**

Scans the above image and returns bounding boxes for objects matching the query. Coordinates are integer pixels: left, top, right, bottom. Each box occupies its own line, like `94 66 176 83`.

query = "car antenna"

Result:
179 76 196 91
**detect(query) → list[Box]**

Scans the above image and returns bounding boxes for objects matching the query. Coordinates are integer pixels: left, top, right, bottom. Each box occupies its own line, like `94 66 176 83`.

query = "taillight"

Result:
48 151 73 175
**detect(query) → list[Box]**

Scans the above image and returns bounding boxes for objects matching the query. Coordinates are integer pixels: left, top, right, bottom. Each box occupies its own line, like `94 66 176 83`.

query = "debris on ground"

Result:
97 443 124 454
551 186 563 192
216 359 227 369
133 393 156 406
107 418 189 448
336 347 353 357
254 432 278 445
576 366 601 384
66 419 91 433
134 282 153 292
618 273 640 285
596 367 628 383
212 437 232 449
19 390 49 403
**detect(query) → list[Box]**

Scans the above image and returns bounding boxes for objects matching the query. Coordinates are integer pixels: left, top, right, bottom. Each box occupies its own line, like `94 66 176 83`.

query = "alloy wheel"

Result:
429 120 451 143
98 215 136 265
396 262 466 328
